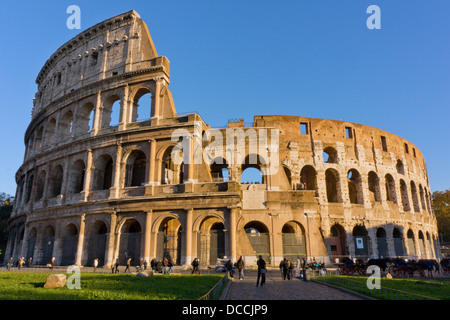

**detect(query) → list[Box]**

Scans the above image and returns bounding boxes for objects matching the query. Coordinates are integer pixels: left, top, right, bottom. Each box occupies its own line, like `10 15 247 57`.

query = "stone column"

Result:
151 77 163 125
75 214 86 266
184 208 194 265
229 207 238 262
145 139 157 195
93 91 102 134
105 212 117 267
144 210 152 263
110 143 122 199
83 149 94 201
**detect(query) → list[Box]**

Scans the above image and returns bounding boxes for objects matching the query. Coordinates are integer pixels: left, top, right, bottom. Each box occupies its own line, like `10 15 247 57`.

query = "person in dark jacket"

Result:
225 259 234 277
256 255 266 287
191 258 200 274
237 256 245 280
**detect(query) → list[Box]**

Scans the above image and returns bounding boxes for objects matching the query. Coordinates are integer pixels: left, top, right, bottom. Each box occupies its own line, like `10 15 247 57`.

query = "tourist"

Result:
138 258 143 272
124 257 132 273
151 258 157 271
279 259 286 279
162 257 169 274
114 258 120 273
168 258 174 273
191 258 200 274
6 257 12 271
256 255 266 287
144 259 148 270
28 257 32 267
225 259 234 278
283 259 291 280
237 256 245 280
93 258 98 272
50 257 55 270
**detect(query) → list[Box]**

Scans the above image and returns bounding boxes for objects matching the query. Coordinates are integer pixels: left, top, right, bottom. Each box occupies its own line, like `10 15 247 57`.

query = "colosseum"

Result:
4 10 441 269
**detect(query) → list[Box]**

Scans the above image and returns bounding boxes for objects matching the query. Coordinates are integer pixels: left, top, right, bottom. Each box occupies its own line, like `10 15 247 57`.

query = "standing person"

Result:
168 258 174 274
138 258 144 272
283 259 291 280
144 259 148 270
191 258 200 274
225 259 234 278
6 257 12 271
151 258 157 271
256 255 266 287
237 256 245 280
280 259 286 279
28 257 33 268
162 257 169 274
50 257 55 270
93 258 99 273
124 257 132 273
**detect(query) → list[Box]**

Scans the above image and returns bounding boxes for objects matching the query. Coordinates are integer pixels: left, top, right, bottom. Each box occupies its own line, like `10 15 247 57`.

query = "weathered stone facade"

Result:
5 10 440 268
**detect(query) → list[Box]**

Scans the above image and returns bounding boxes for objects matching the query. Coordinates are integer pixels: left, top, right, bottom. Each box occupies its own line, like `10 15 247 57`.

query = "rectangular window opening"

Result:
345 127 353 139
404 143 409 154
300 122 308 135
413 148 416 157
381 136 388 152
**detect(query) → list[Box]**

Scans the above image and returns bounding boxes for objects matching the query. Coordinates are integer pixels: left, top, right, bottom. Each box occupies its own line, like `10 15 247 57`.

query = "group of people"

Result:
110 256 175 274
279 258 294 280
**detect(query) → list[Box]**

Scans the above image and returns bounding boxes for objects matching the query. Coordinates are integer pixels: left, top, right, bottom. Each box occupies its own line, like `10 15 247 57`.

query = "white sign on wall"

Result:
355 237 364 249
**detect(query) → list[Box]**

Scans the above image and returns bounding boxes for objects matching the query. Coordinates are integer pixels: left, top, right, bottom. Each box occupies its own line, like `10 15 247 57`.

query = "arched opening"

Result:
26 228 37 263
78 103 95 134
210 157 229 182
400 179 410 211
24 173 34 204
68 159 85 194
119 219 142 266
385 174 397 204
393 228 404 257
368 171 381 203
241 154 265 184
131 88 152 122
161 146 184 185
102 95 121 128
244 221 270 263
125 150 147 187
299 165 317 192
407 229 416 258
34 170 46 201
376 228 388 258
410 181 420 212
45 118 56 146
325 169 340 203
198 217 225 265
156 217 182 265
323 146 338 163
329 224 347 263
347 169 363 204
396 160 405 175
41 225 55 265
283 166 292 189
49 165 63 198
35 126 44 151
419 185 426 210
61 224 78 265
60 110 74 139
352 225 369 258
93 155 114 190
281 221 306 262
418 231 426 258
87 221 108 267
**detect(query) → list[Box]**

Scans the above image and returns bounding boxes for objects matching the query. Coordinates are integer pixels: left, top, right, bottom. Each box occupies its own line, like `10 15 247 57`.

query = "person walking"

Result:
191 258 200 274
256 255 266 287
114 258 120 273
225 259 234 278
50 257 55 270
162 257 169 274
124 257 132 273
168 258 174 274
283 259 291 280
93 258 99 273
143 259 148 270
237 256 245 280
280 259 286 279
28 257 33 268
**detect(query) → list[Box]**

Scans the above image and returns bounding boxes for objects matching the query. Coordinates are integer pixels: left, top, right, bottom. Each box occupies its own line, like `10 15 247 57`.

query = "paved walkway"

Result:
225 271 363 300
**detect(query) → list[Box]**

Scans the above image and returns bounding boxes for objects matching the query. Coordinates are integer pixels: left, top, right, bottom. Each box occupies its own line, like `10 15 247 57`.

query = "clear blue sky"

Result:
0 0 449 196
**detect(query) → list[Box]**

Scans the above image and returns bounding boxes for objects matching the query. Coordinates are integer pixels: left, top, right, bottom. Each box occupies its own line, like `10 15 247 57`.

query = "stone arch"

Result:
155 215 182 265
368 171 381 203
34 170 46 201
210 157 229 182
101 94 121 128
123 149 147 187
129 86 153 122
59 109 74 140
35 126 44 151
410 181 420 212
399 179 410 211
352 225 369 258
44 117 57 146
396 159 405 175
67 159 86 194
241 154 266 184
77 102 95 134
329 224 347 262
93 154 114 190
118 218 142 265
281 221 306 262
41 225 56 265
244 220 270 262
49 165 64 198
299 165 317 192
407 229 416 257
160 145 184 185
347 169 363 204
376 227 388 258
385 174 397 204
418 230 426 258
419 184 426 210
393 227 404 257
24 173 34 204
61 223 79 265
197 215 226 265
325 168 341 203
323 146 338 164
26 227 38 262
87 219 108 267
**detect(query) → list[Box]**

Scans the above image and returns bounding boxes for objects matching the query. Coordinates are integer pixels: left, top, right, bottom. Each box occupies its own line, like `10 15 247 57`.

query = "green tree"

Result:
432 189 450 242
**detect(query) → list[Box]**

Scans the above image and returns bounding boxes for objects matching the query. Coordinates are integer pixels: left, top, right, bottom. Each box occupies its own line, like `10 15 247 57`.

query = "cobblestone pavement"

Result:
225 271 363 300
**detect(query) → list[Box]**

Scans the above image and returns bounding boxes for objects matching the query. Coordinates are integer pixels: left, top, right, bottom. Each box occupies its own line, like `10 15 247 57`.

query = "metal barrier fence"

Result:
198 272 229 300
312 273 440 300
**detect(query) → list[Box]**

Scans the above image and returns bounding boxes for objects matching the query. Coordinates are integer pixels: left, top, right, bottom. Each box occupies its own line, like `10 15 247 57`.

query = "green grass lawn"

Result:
0 272 224 300
315 276 450 300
